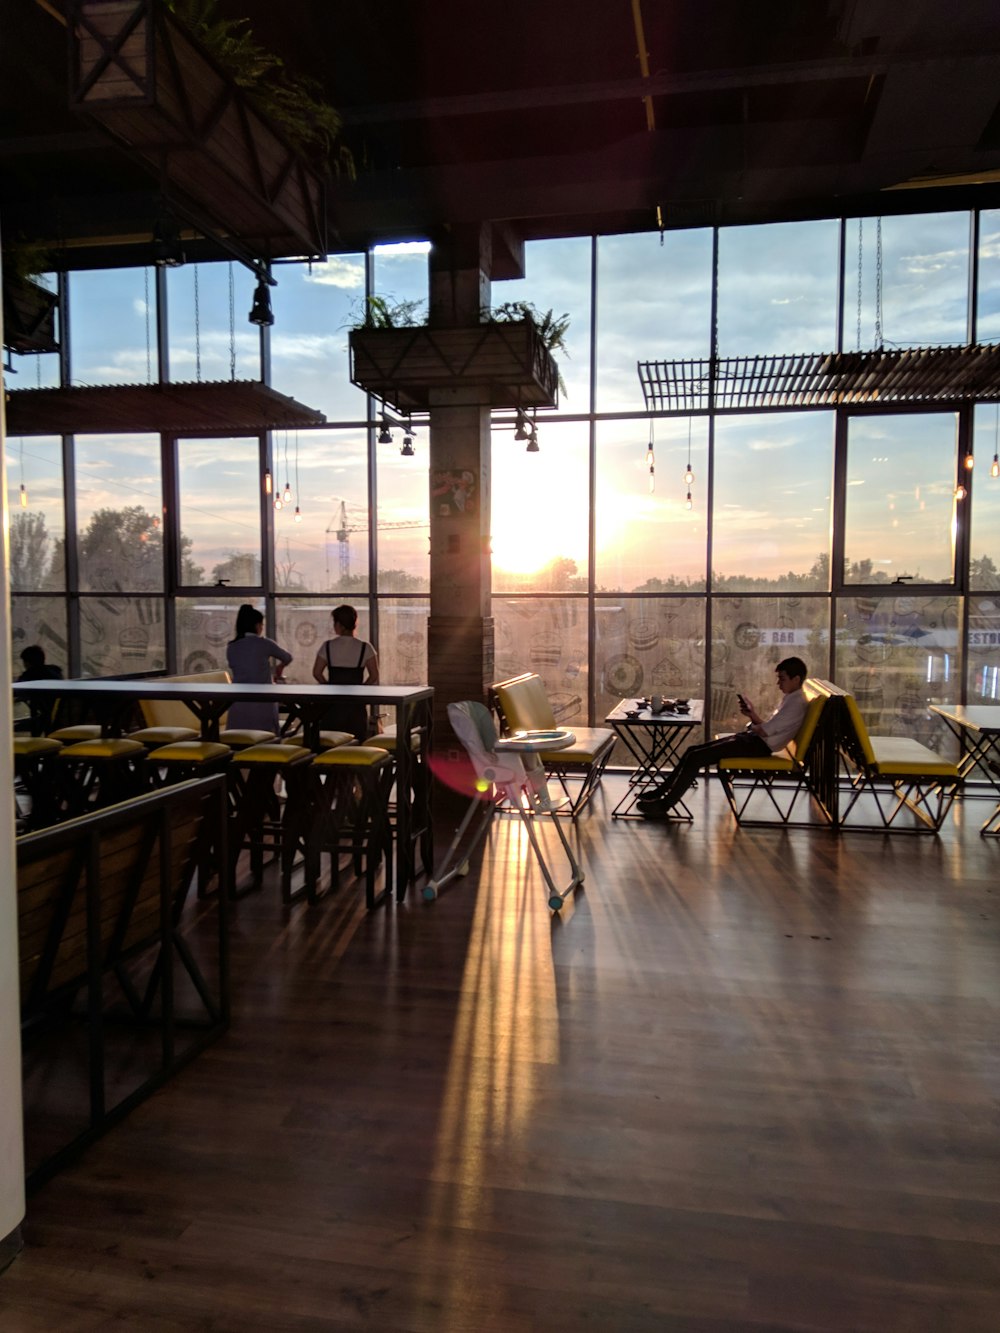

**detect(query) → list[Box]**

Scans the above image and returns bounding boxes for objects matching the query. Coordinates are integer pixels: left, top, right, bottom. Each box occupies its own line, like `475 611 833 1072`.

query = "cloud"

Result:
305 257 364 289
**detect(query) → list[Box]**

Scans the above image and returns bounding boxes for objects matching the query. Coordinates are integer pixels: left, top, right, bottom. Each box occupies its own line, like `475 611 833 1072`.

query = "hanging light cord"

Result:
194 266 202 382
228 263 236 381
875 216 884 350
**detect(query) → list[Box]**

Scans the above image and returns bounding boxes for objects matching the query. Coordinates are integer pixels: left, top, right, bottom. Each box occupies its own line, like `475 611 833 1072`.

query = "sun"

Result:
490 447 587 577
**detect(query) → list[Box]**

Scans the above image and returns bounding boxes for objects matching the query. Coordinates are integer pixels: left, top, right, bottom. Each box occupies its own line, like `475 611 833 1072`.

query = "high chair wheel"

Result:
423 883 438 901
549 895 564 911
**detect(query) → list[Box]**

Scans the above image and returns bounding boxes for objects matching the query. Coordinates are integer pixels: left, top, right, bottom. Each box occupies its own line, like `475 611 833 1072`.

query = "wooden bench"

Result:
836 691 961 833
489 672 615 817
717 682 832 827
17 775 229 1189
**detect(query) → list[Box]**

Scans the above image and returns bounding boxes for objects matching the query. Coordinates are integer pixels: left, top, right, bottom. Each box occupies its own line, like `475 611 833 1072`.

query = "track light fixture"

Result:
248 272 274 326
513 408 532 442
400 434 415 457
377 415 393 444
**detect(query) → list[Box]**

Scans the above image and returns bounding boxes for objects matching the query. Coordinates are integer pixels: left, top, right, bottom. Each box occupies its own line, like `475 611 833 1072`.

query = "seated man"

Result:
639 656 809 817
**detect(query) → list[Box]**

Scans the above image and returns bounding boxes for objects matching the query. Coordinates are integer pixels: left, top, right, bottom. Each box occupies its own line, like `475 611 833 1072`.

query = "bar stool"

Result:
56 737 147 816
219 726 277 749
14 735 63 831
367 725 432 893
227 742 313 900
301 746 395 909
280 729 355 752
145 740 232 786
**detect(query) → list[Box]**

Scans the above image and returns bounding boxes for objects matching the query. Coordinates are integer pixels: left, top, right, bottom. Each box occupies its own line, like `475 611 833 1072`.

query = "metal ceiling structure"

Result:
3 0 1000 268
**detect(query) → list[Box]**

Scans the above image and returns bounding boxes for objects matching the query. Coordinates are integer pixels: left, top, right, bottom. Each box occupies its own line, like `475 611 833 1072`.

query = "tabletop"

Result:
605 698 704 726
13 679 433 707
928 704 1000 734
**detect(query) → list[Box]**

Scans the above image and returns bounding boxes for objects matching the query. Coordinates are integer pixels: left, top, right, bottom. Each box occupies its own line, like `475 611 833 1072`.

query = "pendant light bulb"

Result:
19 483 28 508
294 506 302 522
964 452 974 471
954 482 968 501
684 465 695 486
648 465 655 494
282 481 292 504
264 468 273 495
685 490 693 510
992 454 999 478
274 496 283 511
646 447 655 467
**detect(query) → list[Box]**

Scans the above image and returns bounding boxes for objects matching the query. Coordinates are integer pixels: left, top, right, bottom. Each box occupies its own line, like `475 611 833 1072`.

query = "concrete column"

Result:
426 227 496 752
0 233 27 1267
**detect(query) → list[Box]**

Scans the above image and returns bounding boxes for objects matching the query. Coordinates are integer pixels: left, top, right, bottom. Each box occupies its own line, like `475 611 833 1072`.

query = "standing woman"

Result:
313 604 379 742
226 604 293 734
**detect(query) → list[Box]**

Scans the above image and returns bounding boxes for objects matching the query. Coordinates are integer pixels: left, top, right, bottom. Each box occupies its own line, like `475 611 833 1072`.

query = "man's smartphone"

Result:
737 692 749 711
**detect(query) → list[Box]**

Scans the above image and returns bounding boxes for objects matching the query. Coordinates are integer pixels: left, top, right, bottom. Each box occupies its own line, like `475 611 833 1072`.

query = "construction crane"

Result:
325 499 426 582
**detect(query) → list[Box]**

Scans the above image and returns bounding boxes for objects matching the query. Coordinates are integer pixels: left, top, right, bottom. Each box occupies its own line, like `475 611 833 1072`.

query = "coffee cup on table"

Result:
650 695 663 713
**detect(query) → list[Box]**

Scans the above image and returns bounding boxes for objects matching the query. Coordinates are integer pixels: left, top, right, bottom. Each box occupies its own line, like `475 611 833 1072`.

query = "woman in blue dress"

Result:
225 605 293 734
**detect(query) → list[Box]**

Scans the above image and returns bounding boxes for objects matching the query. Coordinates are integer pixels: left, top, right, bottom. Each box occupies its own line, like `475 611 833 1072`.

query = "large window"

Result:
68 268 156 385
270 255 367 423
712 413 833 590
596 229 712 413
6 434 64 592
842 413 959 585
717 219 840 356
176 437 262 588
75 434 163 593
166 263 259 383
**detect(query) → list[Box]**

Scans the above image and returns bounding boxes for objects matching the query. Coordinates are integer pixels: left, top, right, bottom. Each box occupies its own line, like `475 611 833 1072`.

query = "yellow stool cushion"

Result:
235 743 314 767
282 731 354 750
147 741 232 764
312 746 393 770
367 729 422 754
14 736 63 758
220 728 277 747
48 723 103 743
130 725 200 746
58 738 146 760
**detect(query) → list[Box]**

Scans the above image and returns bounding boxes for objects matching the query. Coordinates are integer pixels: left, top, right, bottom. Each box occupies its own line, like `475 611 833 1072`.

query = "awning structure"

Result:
638 343 1000 413
5 381 327 435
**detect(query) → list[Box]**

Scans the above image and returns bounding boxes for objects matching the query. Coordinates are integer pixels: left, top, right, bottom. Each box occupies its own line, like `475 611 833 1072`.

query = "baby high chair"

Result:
425 700 584 911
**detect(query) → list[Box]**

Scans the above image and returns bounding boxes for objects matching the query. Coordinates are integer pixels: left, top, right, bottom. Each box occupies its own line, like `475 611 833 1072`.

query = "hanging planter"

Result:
69 0 326 258
349 320 560 413
2 276 59 356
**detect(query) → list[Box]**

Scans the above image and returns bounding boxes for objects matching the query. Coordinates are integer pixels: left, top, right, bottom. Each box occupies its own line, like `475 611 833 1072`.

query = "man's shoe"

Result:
640 791 681 818
637 785 670 805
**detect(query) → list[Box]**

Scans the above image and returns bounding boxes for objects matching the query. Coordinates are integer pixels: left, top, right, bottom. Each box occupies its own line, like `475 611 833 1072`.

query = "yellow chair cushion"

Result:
312 746 393 770
867 737 959 778
718 753 796 773
537 726 613 764
366 728 422 754
493 675 557 731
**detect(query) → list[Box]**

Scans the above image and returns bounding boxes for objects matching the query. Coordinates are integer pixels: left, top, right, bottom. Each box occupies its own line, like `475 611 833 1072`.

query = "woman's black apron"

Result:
321 640 368 741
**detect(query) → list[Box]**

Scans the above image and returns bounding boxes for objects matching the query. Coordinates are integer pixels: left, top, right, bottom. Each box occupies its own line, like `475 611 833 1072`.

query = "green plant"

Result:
2 236 54 285
349 295 428 329
166 0 353 175
486 301 570 394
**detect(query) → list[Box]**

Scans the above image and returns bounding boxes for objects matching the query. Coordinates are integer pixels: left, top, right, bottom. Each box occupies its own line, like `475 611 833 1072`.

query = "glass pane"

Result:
79 596 166 677
377 598 428 685
6 435 64 591
968 594 1000 703
595 417 707 592
712 413 833 590
491 236 592 409
835 594 959 753
176 597 246 674
177 437 261 588
270 256 368 422
11 595 67 681
596 229 712 413
68 267 156 385
717 220 839 356
843 212 970 350
376 435 430 593
9 272 60 388
271 428 369 594
372 241 429 319
843 413 957 585
166 263 259 382
274 599 370 684
595 595 706 764
492 596 589 726
75 434 163 593
712 597 829 734
491 420 588 593
977 209 1000 342
970 403 1000 590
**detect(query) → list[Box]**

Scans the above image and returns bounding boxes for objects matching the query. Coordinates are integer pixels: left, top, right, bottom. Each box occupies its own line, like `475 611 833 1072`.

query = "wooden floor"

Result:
4 776 1000 1331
